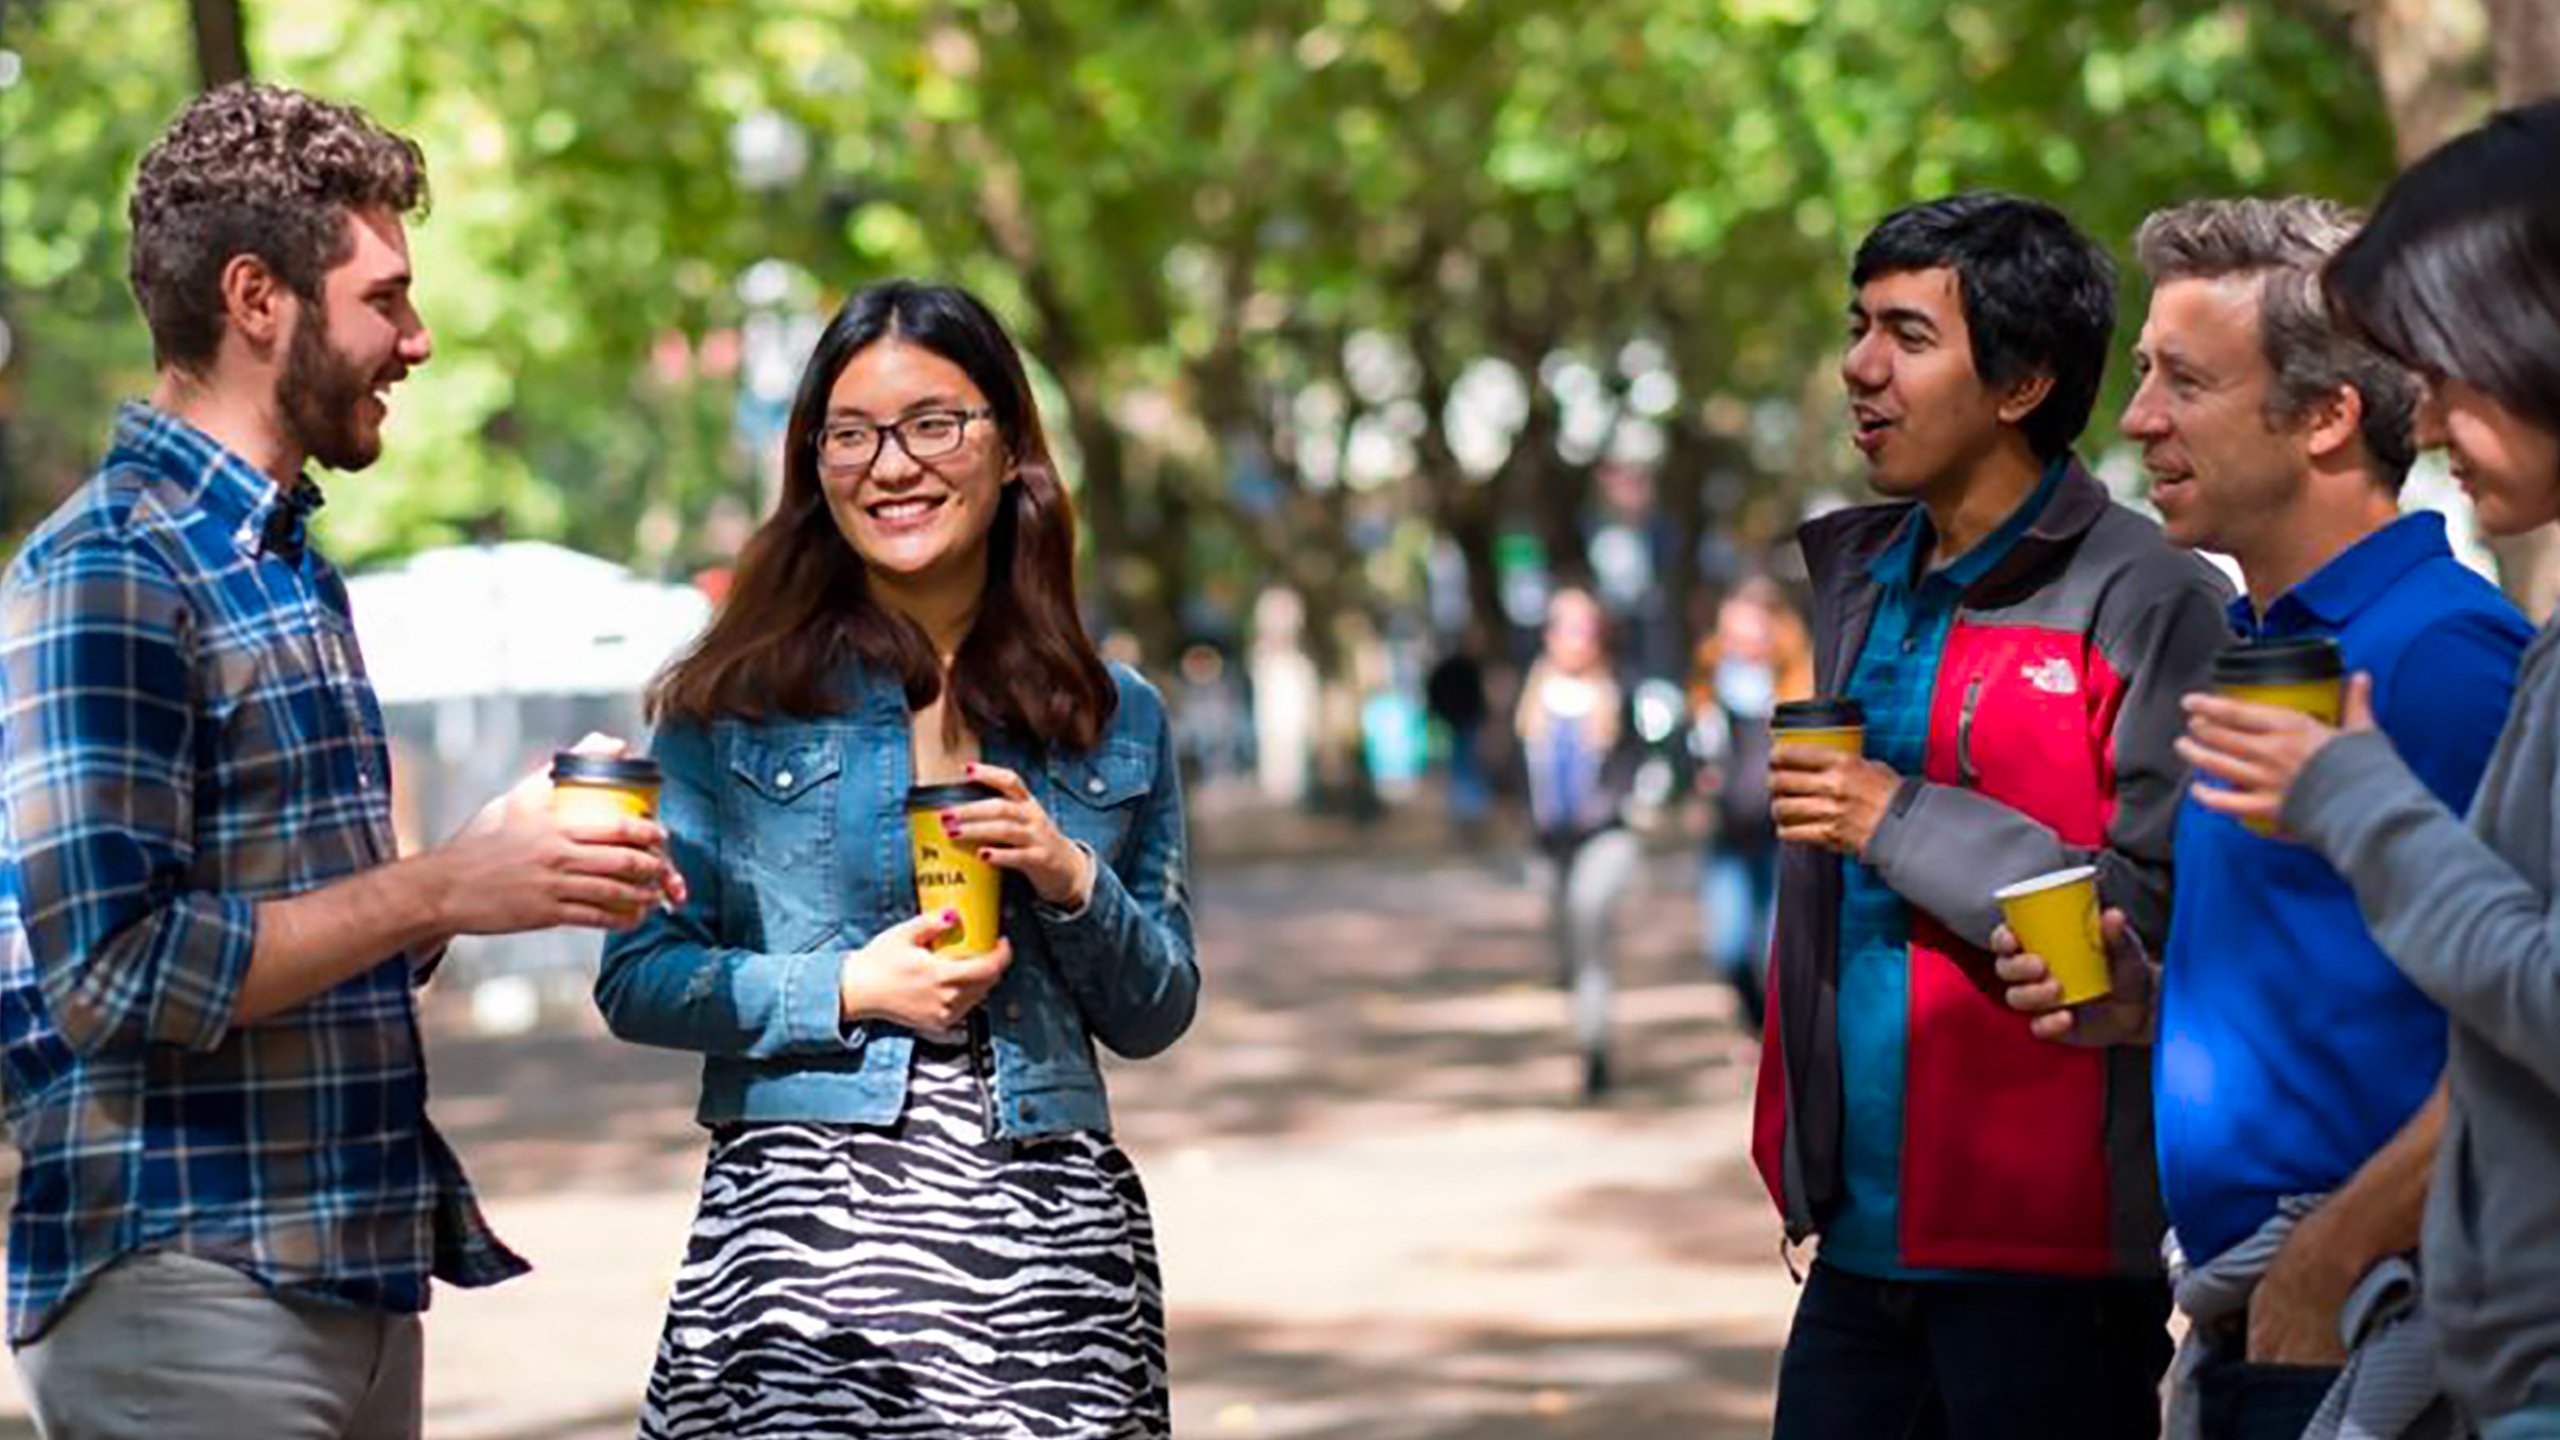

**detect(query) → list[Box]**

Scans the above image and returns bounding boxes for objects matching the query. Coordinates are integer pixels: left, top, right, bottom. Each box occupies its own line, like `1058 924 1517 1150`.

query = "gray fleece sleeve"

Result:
1863 568 2228 950
2288 720 2560 1096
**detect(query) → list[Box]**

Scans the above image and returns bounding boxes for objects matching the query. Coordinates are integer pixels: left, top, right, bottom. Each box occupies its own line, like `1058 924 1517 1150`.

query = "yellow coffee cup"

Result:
906 781 1002 956
1993 865 2110 1006
2214 635 2344 723
550 752 662 828
2212 637 2344 835
1772 697 1867 757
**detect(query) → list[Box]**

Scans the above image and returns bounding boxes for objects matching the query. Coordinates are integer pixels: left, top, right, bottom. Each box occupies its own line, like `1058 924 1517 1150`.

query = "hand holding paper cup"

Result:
549 751 664 827
1771 697 1866 756
907 781 1002 956
2209 637 2343 836
1993 866 2109 1005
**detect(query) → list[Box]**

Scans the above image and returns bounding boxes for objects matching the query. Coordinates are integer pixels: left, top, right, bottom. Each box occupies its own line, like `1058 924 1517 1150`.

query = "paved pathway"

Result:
0 817 1798 1438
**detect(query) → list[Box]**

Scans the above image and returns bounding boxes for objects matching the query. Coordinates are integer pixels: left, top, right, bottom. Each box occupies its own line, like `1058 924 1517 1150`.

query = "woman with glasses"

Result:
597 280 1195 1438
2177 100 2560 1438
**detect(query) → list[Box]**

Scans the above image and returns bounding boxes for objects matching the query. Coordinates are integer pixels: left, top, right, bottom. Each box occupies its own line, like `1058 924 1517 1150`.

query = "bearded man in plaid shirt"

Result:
0 84 681 1439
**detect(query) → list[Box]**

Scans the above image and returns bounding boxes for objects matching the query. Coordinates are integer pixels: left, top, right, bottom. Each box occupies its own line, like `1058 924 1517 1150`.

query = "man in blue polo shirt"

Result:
2002 197 2529 1439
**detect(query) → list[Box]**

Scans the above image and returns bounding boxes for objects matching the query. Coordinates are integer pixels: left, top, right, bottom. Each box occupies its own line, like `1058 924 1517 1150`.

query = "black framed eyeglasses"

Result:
814 408 994 471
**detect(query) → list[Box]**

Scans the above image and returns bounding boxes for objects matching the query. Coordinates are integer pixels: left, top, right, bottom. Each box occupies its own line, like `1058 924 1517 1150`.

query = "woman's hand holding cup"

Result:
2178 671 2378 835
943 761 1096 909
839 910 1013 1032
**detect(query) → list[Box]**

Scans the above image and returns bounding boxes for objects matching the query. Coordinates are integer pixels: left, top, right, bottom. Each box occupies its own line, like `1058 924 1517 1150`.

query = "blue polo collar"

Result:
2229 511 2454 637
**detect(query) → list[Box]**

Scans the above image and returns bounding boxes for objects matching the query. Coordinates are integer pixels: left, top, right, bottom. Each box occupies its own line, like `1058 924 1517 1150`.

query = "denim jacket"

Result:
595 660 1197 1139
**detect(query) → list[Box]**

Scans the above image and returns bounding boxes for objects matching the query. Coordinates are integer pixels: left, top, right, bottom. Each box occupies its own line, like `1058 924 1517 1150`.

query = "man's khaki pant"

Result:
14 1249 422 1440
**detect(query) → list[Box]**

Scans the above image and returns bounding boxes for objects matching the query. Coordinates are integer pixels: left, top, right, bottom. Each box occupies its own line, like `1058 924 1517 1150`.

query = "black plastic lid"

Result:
907 780 1001 810
2212 636 2343 686
1772 697 1867 729
550 752 662 786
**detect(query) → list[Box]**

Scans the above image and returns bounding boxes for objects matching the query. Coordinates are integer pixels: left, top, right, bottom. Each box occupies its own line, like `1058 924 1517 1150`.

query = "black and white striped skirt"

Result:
639 1037 1169 1439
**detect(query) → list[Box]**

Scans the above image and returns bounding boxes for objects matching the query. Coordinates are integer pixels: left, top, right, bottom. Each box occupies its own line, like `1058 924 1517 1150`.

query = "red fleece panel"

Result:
1922 622 2126 845
1752 948 1790 1213
1894 622 2132 1271
1899 918 2115 1273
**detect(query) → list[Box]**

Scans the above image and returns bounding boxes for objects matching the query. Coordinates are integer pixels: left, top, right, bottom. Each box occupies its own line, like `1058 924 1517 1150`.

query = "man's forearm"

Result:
2248 1073 2446 1363
236 851 452 1026
2317 1076 2447 1263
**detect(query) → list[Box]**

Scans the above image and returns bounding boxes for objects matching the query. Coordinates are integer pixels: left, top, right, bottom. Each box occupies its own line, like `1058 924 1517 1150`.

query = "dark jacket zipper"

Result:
1957 674 1985 786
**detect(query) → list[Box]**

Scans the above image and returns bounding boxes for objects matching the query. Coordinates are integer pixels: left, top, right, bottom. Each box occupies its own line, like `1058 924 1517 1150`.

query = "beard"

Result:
278 305 383 473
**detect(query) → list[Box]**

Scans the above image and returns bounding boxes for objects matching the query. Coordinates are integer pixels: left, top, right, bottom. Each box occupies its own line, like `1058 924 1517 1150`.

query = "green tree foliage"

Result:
4 0 2397 663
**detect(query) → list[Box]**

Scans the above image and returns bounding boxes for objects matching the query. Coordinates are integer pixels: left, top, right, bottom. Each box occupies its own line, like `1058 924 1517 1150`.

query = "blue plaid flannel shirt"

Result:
0 403 525 1344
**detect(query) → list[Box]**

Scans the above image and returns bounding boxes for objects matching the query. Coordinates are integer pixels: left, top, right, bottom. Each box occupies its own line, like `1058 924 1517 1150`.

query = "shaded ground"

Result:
0 790 1799 1437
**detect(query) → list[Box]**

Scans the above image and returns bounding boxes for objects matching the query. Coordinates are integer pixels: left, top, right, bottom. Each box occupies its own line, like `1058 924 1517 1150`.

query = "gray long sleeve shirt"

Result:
2289 617 2560 1420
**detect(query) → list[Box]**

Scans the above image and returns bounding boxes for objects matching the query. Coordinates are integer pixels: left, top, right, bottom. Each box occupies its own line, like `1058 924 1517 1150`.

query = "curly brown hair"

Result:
128 82 429 374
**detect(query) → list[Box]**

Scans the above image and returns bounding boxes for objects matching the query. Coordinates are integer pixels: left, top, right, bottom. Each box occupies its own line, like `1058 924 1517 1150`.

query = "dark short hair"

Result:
2136 197 2420 491
1851 192 2118 459
2326 98 2560 435
128 82 429 373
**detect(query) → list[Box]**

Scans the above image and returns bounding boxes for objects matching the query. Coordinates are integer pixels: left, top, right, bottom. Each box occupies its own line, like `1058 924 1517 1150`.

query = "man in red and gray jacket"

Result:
1755 192 2230 1440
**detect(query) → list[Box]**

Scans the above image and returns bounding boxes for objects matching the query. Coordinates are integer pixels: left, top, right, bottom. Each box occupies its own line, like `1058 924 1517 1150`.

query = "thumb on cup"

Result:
2098 907 2149 981
892 908 962 947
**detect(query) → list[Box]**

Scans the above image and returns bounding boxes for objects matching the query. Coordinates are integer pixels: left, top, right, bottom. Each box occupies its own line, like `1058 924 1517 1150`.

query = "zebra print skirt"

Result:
638 1037 1169 1439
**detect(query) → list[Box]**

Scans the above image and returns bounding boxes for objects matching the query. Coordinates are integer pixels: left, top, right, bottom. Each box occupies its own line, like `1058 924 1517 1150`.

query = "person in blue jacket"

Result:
597 279 1197 1440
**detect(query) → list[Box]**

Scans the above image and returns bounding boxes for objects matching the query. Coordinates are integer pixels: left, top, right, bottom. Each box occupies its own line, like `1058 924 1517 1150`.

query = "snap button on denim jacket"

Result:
595 661 1198 1139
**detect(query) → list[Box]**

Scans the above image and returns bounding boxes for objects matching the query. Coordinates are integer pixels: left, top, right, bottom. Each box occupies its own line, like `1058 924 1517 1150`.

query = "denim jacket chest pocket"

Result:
1041 740 1155 863
721 729 844 951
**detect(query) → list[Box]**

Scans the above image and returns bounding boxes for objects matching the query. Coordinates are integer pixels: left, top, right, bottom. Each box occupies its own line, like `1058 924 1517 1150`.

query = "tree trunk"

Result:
2487 0 2560 98
2471 0 2560 616
190 0 252 89
2348 0 2560 616
1446 493 1504 644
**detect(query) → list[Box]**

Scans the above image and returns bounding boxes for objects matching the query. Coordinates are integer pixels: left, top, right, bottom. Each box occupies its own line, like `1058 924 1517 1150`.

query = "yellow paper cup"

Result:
1994 865 2110 1006
2212 638 2344 835
550 752 662 828
906 781 1002 956
2220 679 2342 726
1772 698 1867 758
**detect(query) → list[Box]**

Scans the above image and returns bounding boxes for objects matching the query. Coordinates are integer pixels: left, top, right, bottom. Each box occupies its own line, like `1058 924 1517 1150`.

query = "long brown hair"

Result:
651 280 1116 750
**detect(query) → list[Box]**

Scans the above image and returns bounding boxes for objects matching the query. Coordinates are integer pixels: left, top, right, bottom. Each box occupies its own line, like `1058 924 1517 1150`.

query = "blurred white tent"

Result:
345 542 713 1029
348 541 712 705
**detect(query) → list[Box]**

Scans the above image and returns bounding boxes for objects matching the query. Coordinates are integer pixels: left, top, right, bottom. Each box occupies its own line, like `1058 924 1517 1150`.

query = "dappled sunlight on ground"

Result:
0 823 1796 1438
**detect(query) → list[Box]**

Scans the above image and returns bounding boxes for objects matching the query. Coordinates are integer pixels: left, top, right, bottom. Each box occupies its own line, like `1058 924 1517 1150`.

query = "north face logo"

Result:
2022 658 2080 695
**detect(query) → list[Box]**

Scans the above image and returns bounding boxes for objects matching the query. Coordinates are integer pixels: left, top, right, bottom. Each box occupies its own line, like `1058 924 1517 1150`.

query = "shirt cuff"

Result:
784 946 851 1051
150 892 261 1052
1033 842 1102 923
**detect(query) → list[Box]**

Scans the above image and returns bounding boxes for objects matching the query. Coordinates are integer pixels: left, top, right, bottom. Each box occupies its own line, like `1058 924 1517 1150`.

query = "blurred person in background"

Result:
1516 585 1644 1103
2176 100 2560 1440
597 280 1196 1440
1685 575 1813 1032
1425 625 1494 838
1172 640 1247 791
0 83 678 1439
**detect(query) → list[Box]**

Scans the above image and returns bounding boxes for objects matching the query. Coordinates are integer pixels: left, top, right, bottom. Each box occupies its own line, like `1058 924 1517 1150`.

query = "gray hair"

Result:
2134 197 2420 489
